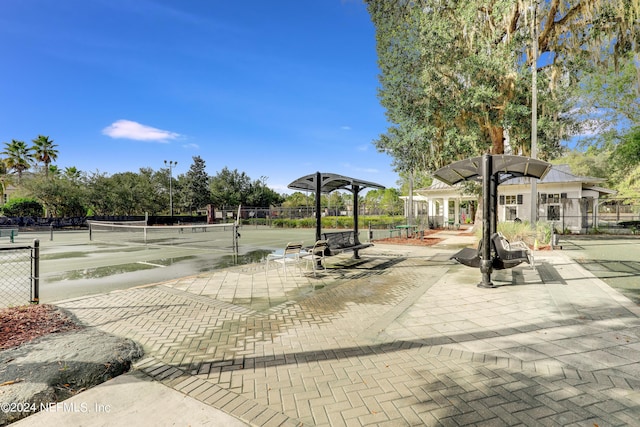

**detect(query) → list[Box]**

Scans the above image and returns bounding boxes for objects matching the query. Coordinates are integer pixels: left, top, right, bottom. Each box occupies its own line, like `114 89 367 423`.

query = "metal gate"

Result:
0 240 40 308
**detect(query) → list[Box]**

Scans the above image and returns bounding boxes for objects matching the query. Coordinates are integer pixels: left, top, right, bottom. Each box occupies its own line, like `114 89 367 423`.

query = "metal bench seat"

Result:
451 233 534 270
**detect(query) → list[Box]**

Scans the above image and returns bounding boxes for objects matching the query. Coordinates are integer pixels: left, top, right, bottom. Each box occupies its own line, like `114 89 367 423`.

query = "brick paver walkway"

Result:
58 237 640 426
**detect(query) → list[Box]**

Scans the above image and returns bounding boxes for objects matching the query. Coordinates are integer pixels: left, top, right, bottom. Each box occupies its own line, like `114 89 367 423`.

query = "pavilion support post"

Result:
352 185 361 259
315 172 322 243
491 170 498 237
479 154 495 288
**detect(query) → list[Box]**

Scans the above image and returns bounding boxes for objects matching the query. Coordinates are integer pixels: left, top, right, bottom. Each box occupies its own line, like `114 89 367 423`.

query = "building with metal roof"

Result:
403 164 616 233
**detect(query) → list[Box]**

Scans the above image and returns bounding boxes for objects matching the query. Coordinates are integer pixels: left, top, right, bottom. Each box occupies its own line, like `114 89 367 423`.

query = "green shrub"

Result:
1 198 44 217
536 222 552 245
474 221 553 246
267 215 407 230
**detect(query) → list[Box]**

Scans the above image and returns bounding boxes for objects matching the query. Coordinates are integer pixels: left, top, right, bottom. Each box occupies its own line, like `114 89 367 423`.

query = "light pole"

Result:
260 175 268 206
530 0 539 228
164 160 177 217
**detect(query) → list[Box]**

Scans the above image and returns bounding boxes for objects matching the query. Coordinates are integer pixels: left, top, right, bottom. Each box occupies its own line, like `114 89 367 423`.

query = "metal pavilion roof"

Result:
287 172 385 194
503 164 604 185
433 155 552 185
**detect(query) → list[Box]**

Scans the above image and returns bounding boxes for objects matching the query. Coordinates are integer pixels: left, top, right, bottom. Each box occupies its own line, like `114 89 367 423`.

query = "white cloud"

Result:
340 126 352 131
102 120 180 142
182 143 200 150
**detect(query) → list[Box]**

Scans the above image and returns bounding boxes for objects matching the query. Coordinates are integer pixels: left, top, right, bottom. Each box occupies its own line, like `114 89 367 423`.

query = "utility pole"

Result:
530 0 539 228
164 160 177 217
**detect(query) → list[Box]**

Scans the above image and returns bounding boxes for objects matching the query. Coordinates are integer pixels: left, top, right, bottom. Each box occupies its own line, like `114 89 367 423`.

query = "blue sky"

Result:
0 0 398 193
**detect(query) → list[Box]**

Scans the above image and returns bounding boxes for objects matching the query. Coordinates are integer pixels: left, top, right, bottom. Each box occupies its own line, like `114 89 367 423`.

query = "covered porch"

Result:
402 182 477 228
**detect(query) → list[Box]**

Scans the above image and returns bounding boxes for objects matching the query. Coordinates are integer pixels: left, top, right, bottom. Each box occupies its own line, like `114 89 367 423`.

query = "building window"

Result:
500 195 523 206
547 205 560 221
502 195 522 220
541 193 564 204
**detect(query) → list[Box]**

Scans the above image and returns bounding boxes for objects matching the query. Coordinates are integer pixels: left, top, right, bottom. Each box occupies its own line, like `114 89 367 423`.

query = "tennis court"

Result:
4 225 318 303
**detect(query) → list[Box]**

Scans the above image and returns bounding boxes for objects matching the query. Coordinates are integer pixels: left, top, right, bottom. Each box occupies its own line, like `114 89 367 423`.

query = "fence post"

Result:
32 239 40 304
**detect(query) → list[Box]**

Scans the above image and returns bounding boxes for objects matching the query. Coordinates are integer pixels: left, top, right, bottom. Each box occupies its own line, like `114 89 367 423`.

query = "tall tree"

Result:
210 167 251 207
245 179 284 207
184 156 211 214
367 0 640 171
31 135 58 176
1 140 32 180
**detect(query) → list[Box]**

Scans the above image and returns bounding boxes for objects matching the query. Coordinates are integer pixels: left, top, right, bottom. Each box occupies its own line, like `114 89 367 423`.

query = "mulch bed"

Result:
374 235 444 246
373 229 449 246
0 304 81 351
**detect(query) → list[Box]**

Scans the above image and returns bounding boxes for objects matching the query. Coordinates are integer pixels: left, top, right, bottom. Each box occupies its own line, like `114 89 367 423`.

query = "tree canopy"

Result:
366 0 640 175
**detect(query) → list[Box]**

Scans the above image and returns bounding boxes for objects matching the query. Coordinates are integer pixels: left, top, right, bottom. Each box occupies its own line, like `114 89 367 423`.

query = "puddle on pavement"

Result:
47 255 196 281
95 246 160 254
42 246 160 260
208 249 273 270
41 251 89 260
45 251 273 283
145 256 195 266
48 263 156 280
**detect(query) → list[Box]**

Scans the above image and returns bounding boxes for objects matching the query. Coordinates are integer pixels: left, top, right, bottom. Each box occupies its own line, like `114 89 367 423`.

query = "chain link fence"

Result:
0 240 40 308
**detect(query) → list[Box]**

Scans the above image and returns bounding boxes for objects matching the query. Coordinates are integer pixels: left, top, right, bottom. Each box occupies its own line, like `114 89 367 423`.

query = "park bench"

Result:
0 228 18 243
321 230 373 259
491 232 534 269
451 233 533 270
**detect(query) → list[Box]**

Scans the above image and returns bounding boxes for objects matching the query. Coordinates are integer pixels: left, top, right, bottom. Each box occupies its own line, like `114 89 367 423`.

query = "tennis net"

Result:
88 221 237 250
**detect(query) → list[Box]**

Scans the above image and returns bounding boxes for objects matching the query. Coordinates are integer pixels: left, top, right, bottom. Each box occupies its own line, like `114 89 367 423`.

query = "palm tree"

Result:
1 140 32 180
31 135 58 176
64 166 81 182
48 165 61 177
0 158 10 205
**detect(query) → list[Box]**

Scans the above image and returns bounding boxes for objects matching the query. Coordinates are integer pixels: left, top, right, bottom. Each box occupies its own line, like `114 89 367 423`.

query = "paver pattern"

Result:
59 234 640 426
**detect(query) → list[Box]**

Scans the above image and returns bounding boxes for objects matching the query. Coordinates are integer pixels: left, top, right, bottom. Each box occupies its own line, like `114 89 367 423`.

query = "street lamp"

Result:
164 160 177 217
260 175 268 206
